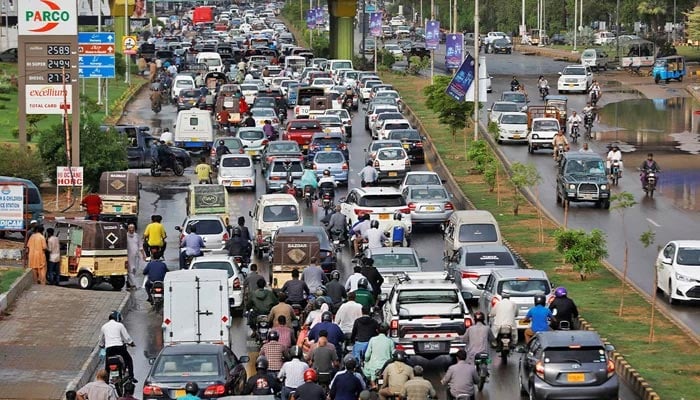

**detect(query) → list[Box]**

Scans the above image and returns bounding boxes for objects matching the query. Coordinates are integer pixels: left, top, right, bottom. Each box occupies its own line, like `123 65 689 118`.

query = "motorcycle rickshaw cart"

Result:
57 220 129 290
98 171 140 227
653 55 686 84
269 232 321 289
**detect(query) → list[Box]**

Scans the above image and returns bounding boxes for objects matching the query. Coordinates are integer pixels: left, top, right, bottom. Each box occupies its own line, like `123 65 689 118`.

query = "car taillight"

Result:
465 318 473 328
374 160 379 167
109 364 118 371
354 209 372 216
143 385 164 396
233 277 241 289
445 202 454 210
390 319 399 337
535 361 545 379
461 271 480 279
204 384 226 396
262 139 269 146
239 148 245 154
416 141 423 148
222 231 229 242
606 359 615 377
407 202 416 211
342 163 348 170
398 207 410 214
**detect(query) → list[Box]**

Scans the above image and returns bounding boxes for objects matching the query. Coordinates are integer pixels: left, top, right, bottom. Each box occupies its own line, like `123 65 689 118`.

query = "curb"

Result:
63 291 132 399
400 101 661 400
0 269 33 315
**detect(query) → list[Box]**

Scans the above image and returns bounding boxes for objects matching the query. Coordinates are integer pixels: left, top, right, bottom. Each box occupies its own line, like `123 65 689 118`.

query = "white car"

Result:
399 171 443 192
360 79 383 102
389 16 406 27
377 119 412 141
371 111 404 138
189 254 246 311
374 147 410 183
250 107 280 130
217 154 256 190
324 108 352 126
311 78 335 92
178 215 230 251
557 65 593 94
656 240 700 304
170 75 195 102
240 83 261 103
237 127 268 159
527 117 561 154
340 187 412 231
383 43 404 59
488 101 520 124
374 89 402 105
496 112 529 144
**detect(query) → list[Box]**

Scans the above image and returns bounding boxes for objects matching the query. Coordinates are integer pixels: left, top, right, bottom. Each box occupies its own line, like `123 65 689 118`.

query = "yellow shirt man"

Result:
195 162 212 184
143 222 167 247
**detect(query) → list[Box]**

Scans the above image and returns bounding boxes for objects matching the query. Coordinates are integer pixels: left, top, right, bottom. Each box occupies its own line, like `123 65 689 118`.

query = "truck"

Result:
174 109 215 155
162 269 231 345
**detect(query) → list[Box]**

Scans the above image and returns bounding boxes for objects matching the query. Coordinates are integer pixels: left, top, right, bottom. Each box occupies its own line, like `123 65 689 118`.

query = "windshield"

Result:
544 347 607 364
500 114 527 124
176 80 194 88
192 261 234 278
251 108 276 117
563 67 586 76
262 205 299 222
316 117 342 124
221 157 251 168
373 253 419 270
269 143 299 152
358 195 406 207
271 161 303 173
378 113 403 122
409 187 448 200
389 130 421 141
497 279 550 296
533 120 560 131
255 99 276 107
398 289 459 304
383 123 410 131
464 252 515 266
326 110 350 119
565 159 606 175
332 61 352 69
676 248 700 266
405 173 441 186
376 92 399 99
221 139 242 149
493 103 519 112
315 151 345 163
289 121 322 130
239 129 264 140
185 220 224 235
153 354 220 378
241 85 259 91
377 148 406 160
501 93 526 103
203 58 221 66
458 224 498 243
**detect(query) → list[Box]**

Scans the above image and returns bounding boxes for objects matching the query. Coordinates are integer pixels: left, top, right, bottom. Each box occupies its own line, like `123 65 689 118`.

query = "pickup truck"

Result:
107 125 192 169
527 117 560 154
282 119 323 153
381 272 472 359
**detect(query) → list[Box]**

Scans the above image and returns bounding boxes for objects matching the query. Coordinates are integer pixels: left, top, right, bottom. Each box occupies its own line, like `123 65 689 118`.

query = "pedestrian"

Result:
126 224 146 290
81 191 103 220
27 225 47 285
46 228 61 285
76 369 118 400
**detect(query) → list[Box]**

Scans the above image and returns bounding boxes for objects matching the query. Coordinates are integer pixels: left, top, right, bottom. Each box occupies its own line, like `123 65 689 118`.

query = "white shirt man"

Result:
345 268 373 293
489 296 518 340
364 227 385 249
167 64 178 75
335 298 363 334
278 357 309 393
160 130 173 145
318 175 337 187
606 147 623 172
567 112 583 134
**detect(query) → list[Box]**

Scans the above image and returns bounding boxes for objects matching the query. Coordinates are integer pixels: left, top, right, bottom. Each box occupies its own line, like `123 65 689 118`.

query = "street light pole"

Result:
573 0 577 51
473 0 480 142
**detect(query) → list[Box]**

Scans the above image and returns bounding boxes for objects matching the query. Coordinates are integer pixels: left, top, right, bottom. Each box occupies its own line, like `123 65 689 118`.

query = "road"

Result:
115 81 638 399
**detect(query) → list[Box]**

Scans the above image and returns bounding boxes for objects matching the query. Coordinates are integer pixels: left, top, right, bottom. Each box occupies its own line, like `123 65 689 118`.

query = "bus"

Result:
294 87 326 118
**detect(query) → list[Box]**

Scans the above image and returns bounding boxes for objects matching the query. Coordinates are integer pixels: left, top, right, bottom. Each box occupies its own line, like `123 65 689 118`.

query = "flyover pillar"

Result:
328 0 357 60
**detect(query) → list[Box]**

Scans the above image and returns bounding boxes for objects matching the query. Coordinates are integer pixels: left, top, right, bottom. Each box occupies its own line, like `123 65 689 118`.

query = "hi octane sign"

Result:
19 0 78 36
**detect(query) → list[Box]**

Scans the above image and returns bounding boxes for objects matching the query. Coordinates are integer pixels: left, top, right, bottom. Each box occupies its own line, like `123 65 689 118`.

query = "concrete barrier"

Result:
0 269 33 315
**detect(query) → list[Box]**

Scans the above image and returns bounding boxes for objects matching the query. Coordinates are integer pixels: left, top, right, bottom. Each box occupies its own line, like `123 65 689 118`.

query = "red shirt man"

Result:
81 194 103 218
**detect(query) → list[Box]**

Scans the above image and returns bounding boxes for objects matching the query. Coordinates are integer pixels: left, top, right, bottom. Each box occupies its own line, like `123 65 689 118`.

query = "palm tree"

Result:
637 0 667 33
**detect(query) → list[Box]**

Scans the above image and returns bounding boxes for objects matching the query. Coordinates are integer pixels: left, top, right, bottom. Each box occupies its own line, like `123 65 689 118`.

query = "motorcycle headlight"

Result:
600 184 607 190
568 184 576 190
675 272 693 282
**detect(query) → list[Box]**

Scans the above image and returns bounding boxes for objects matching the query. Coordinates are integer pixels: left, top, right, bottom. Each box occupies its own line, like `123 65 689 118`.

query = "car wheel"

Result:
78 272 94 290
602 200 610 209
668 281 679 305
528 144 534 154
556 191 562 205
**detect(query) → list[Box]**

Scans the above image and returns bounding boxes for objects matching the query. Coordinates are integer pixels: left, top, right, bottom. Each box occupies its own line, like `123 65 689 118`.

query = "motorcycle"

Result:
610 160 622 186
590 90 600 107
254 314 270 345
106 355 132 397
319 187 335 215
569 121 580 143
151 156 185 177
303 185 314 209
496 325 515 362
150 281 164 312
510 82 519 92
555 144 566 166
642 168 659 196
474 352 490 391
151 100 162 114
583 112 594 140
329 228 348 251
343 96 354 112
539 86 549 100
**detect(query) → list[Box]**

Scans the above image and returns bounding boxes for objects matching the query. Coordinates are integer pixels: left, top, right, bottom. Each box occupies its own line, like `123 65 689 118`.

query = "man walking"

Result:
46 227 61 285
27 225 47 285
126 224 145 289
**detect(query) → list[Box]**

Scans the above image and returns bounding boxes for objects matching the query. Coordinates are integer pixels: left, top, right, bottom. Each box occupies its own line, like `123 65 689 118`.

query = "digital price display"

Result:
24 43 75 83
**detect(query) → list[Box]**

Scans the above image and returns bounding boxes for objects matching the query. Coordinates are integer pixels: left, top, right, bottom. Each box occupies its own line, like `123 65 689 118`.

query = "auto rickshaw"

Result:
544 94 568 128
653 55 686 84
269 232 321 289
57 220 128 290
98 171 139 227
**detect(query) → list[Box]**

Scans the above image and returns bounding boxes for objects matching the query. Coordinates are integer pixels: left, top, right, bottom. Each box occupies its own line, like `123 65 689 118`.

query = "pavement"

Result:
0 284 130 400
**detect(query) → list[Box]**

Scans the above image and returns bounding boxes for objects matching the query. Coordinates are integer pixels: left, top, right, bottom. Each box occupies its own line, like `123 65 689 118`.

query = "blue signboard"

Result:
79 56 116 78
425 20 440 49
306 10 316 29
78 32 115 44
78 32 116 79
445 53 475 102
80 67 117 79
445 33 463 70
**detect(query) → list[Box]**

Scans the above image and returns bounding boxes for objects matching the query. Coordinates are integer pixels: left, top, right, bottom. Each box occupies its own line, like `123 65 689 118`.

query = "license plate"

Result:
422 342 441 351
232 181 242 187
567 373 585 382
379 213 390 220
247 150 257 155
114 205 122 212
580 194 595 200
175 390 186 398
513 134 521 139
324 147 332 151
154 293 163 298
388 171 398 177
425 206 436 211
403 144 410 149
191 137 199 141
518 319 529 325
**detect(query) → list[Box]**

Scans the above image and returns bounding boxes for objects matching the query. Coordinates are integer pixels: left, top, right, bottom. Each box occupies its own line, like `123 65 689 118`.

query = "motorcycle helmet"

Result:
534 294 546 306
393 212 402 220
314 296 328 308
346 85 351 89
290 345 304 359
323 169 331 176
219 139 225 145
255 356 269 370
267 330 280 341
109 310 122 322
370 220 379 229
330 270 341 281
315 285 328 297
358 278 369 289
554 287 568 298
232 227 242 237
474 311 486 323
303 368 318 382
321 311 333 322
185 382 199 395
393 350 407 362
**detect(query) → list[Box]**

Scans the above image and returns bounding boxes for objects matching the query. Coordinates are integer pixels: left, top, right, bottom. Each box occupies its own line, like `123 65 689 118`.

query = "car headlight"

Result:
600 184 607 190
568 184 576 190
675 272 693 282
531 134 539 139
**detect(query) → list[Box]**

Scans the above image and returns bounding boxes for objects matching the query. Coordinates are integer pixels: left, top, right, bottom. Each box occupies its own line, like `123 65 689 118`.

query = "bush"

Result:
353 55 373 71
466 140 494 173
407 56 429 75
115 53 126 77
553 228 608 280
0 144 45 187
378 50 396 70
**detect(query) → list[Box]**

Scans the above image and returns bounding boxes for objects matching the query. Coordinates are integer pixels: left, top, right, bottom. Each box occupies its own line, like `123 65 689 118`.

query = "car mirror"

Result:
339 197 346 203
461 291 473 300
419 257 428 263
421 136 427 141
476 283 485 290
487 108 492 113
174 226 182 231
604 344 616 352
379 293 388 302
558 72 563 75
662 258 672 265
248 211 253 218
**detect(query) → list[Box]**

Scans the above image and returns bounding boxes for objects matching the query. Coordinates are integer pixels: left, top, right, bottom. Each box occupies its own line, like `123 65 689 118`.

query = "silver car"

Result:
250 107 280 130
363 247 425 294
446 244 519 300
237 127 268 160
401 185 454 225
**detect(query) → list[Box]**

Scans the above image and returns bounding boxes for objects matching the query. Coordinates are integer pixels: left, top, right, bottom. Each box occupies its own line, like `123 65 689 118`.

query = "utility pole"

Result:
430 0 434 83
97 0 102 106
473 0 480 141
573 0 578 51
124 0 130 85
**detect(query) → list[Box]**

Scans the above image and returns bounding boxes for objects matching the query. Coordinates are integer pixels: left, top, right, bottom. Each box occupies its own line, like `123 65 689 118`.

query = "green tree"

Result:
611 191 637 316
423 75 473 142
637 0 667 31
553 228 609 280
0 144 45 187
509 161 540 215
684 6 700 44
37 117 128 190
466 139 494 173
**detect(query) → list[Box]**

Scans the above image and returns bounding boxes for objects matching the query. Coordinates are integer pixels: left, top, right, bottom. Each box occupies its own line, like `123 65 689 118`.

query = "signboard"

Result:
369 12 383 37
23 42 75 84
122 35 138 55
465 55 488 103
18 0 78 36
445 33 463 70
56 166 84 186
446 53 475 102
79 32 115 78
315 8 324 25
0 185 25 230
425 20 440 50
192 185 227 214
25 84 73 114
306 10 316 30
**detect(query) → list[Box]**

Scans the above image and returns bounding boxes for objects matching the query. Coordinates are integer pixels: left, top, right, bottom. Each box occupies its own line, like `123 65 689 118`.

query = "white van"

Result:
163 269 231 345
443 210 503 257
593 31 616 45
195 52 224 72
581 48 609 71
327 59 353 77
174 109 214 154
170 74 195 101
249 194 303 256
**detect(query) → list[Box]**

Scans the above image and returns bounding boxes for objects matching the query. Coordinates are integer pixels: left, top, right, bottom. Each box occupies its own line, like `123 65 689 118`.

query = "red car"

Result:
282 119 323 153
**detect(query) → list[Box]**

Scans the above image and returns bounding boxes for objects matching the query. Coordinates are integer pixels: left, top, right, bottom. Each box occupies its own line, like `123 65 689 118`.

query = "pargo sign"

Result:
25 84 73 115
19 0 78 36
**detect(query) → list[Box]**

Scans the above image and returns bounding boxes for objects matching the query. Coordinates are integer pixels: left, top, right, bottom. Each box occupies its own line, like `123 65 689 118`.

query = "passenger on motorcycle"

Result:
360 257 384 299
350 305 380 361
462 311 492 364
363 323 395 384
263 120 277 140
225 227 252 261
329 358 364 400
606 144 624 177
359 160 379 187
325 205 348 241
402 365 436 400
179 225 205 269
143 255 168 303
378 351 414 400
326 270 348 313
523 294 553 344
441 349 479 400
243 263 263 289
260 331 287 374
489 291 518 345
639 153 661 190
271 315 295 348
567 111 583 136
582 102 595 116
308 311 345 358
243 356 282 395
549 287 579 329
292 368 325 400
308 332 339 383
242 112 256 127
281 268 311 309
318 169 337 195
354 278 376 311
352 214 372 256
143 214 167 258
278 347 310 400
247 278 279 331
551 130 570 160
302 258 327 294
313 286 334 310
215 139 231 166
382 212 410 247
364 220 385 249
268 292 295 328
335 291 362 334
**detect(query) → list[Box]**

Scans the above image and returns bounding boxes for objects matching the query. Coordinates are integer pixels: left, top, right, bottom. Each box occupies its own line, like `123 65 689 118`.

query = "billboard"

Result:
306 10 316 29
18 0 78 36
25 84 73 115
445 53 475 102
425 20 440 50
445 33 463 70
369 12 382 37
0 185 25 230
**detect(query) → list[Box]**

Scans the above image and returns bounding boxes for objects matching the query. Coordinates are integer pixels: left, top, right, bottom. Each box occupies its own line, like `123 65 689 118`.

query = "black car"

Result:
177 89 206 111
405 43 430 60
275 226 337 271
556 152 611 209
142 343 249 400
387 129 426 163
491 38 513 54
550 33 568 45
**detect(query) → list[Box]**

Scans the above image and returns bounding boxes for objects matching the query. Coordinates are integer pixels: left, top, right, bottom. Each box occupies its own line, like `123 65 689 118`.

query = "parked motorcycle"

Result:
610 160 622 186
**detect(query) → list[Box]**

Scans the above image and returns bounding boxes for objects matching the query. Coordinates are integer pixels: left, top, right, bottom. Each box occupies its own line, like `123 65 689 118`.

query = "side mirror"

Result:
461 292 473 300
239 355 250 363
174 226 182 231
604 344 615 352
476 283 485 290
419 257 428 263
379 293 388 302
662 258 672 265
421 136 427 141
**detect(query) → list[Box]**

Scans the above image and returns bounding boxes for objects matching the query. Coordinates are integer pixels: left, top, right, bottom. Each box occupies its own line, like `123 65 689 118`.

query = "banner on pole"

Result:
425 20 440 50
445 53 475 102
306 10 316 29
369 12 383 37
445 33 463 70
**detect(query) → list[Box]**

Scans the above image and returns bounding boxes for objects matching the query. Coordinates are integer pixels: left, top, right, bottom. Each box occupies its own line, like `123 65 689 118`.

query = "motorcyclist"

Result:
362 323 395 384
326 270 348 313
364 220 385 250
606 144 624 177
378 351 414 400
263 120 277 140
318 169 337 200
589 80 602 103
462 311 492 364
352 214 372 256
260 331 286 374
278 347 310 400
324 205 348 242
488 291 517 346
382 212 410 247
549 287 579 329
242 112 256 127
551 130 570 160
441 349 479 400
523 294 553 344
179 224 205 269
354 278 375 314
281 268 310 309
302 257 326 294
217 109 232 133
225 227 252 262
293 368 326 400
143 254 168 303
329 358 364 400
350 305 379 361
537 75 549 95
243 356 282 395
359 160 379 187
157 140 176 169
247 278 279 332
639 153 661 191
344 85 355 98
402 365 436 400
150 88 162 109
99 311 136 382
300 168 319 199
510 76 520 91
567 111 583 138
215 139 231 166
308 311 345 357
177 382 199 400
360 257 383 300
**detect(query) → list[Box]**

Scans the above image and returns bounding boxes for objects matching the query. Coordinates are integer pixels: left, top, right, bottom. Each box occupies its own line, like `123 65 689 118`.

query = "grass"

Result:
0 268 23 293
0 62 139 143
382 71 700 399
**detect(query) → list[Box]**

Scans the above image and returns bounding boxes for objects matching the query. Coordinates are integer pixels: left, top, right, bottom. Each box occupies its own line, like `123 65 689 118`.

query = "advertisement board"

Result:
0 185 25 230
425 20 440 50
306 10 316 29
445 33 463 70
369 12 383 37
56 166 84 186
446 53 475 102
25 84 73 115
18 0 78 36
315 8 324 25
